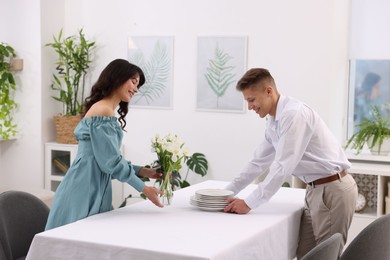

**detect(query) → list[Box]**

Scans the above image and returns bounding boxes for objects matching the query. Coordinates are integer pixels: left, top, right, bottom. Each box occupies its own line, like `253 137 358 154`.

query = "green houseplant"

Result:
0 43 18 140
345 105 390 155
46 29 96 143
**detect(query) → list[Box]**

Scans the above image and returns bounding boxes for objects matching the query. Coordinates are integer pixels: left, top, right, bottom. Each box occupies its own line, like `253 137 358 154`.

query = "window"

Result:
347 60 390 138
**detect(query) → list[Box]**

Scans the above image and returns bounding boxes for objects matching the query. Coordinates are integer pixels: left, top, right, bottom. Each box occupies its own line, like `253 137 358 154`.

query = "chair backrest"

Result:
301 233 343 260
0 191 49 260
341 214 390 260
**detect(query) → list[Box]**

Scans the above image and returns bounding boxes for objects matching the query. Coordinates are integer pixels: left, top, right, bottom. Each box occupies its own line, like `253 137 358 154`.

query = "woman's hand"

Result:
138 167 163 179
143 186 164 208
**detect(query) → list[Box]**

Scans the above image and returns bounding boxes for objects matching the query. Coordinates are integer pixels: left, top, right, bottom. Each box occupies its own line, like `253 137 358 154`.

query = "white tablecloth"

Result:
26 180 305 260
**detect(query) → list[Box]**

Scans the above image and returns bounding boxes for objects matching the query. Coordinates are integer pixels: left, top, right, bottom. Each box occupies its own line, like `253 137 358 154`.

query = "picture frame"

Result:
196 36 247 113
127 36 174 109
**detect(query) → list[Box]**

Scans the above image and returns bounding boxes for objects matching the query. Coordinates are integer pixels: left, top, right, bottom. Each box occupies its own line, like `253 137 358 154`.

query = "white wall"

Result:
0 0 351 192
64 0 351 185
41 0 66 143
0 0 43 190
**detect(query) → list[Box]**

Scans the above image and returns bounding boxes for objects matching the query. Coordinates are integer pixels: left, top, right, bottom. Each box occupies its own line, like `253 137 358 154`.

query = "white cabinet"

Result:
44 142 124 208
345 153 390 246
45 142 78 192
348 154 390 218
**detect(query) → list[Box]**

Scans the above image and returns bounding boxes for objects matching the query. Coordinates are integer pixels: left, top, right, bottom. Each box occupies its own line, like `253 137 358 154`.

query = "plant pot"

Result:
54 115 81 144
368 136 390 156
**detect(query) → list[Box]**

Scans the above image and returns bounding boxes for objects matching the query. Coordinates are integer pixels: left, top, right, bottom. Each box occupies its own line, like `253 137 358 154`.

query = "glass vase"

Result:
160 172 173 206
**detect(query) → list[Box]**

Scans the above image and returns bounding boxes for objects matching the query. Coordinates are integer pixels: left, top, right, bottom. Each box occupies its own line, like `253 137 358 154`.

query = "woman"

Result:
45 59 163 230
354 72 382 125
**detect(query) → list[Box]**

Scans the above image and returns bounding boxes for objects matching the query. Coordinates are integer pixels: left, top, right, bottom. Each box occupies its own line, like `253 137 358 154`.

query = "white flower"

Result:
163 140 172 152
172 144 183 158
151 134 163 145
151 133 192 171
183 148 191 157
171 154 178 162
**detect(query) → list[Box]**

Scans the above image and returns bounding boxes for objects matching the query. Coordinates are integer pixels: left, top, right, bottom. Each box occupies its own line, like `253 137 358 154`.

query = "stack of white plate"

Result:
190 188 234 211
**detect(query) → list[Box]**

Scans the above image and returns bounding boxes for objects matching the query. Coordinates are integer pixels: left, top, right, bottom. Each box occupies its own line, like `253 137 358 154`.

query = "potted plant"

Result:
345 105 390 155
46 28 96 144
0 42 18 140
119 133 209 207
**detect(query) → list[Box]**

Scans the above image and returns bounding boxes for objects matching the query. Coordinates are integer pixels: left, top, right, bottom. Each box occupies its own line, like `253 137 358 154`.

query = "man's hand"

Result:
224 198 251 214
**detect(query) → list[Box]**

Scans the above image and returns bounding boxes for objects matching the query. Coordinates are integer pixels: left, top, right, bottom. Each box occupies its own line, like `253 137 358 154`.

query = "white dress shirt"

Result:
226 95 351 209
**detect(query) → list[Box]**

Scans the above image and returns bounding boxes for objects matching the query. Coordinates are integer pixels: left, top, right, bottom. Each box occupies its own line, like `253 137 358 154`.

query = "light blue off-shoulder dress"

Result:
45 116 145 230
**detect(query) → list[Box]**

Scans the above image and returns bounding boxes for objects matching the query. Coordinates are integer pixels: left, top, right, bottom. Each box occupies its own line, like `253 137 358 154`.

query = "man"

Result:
224 68 357 259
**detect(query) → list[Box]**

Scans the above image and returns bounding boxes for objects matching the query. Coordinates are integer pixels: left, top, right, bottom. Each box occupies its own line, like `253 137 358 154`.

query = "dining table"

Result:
26 180 305 260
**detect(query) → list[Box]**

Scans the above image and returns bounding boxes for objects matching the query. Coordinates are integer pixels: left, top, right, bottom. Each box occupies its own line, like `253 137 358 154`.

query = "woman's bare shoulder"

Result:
84 101 115 118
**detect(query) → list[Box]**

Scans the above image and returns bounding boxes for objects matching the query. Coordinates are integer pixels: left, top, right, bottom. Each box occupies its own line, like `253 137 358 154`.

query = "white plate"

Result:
190 196 229 205
190 201 225 211
195 195 231 201
190 197 229 209
191 202 228 208
192 202 228 207
195 189 233 198
196 206 225 211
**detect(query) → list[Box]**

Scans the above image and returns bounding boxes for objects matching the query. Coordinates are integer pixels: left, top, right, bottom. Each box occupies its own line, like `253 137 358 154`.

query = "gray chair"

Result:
0 191 49 260
340 214 390 260
301 233 343 260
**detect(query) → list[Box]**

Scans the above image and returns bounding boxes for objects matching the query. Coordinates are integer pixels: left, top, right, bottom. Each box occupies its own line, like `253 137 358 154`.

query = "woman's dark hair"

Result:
362 72 381 93
82 59 145 130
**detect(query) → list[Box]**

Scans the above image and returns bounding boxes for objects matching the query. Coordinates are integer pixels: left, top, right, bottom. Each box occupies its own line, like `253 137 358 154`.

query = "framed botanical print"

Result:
196 36 247 113
128 36 174 109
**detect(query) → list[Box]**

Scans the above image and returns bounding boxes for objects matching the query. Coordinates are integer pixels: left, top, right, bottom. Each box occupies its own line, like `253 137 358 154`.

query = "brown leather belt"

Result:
308 170 347 187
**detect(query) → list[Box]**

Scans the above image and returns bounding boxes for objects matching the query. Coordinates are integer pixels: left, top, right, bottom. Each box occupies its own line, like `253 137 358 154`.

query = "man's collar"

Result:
274 95 286 121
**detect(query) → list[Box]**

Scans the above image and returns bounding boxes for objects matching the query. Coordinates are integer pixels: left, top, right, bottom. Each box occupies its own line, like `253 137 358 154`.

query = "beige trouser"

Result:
296 174 357 259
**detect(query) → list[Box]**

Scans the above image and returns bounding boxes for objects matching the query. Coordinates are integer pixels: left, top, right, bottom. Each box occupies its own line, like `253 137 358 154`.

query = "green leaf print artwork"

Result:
204 44 236 108
130 40 171 106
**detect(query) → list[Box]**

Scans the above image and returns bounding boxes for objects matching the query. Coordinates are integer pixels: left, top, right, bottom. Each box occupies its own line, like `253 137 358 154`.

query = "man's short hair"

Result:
236 68 275 91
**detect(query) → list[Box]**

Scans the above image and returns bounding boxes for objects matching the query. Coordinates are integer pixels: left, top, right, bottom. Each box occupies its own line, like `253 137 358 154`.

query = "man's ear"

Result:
266 85 273 96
